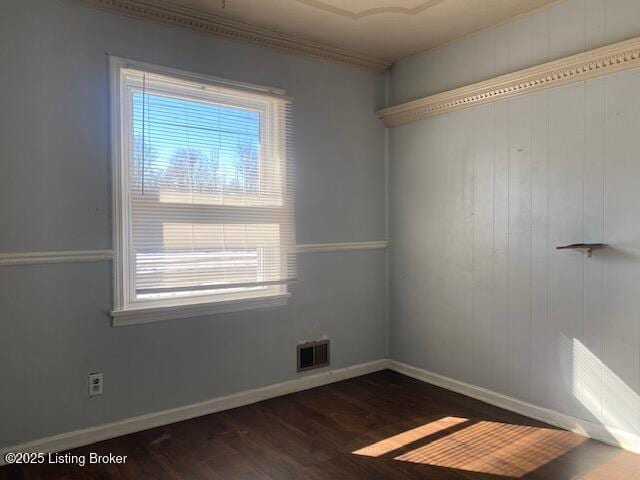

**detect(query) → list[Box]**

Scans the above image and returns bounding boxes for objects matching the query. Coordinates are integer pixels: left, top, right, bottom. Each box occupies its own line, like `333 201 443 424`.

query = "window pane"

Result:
132 91 262 199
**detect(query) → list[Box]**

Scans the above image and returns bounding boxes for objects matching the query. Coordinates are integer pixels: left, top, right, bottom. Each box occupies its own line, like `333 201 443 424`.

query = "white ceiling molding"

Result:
69 0 391 71
378 36 640 127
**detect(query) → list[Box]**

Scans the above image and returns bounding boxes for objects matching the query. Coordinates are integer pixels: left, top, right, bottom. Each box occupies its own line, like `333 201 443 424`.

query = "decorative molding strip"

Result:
378 36 640 127
0 250 114 267
0 359 390 465
295 240 388 253
389 360 640 454
69 0 391 71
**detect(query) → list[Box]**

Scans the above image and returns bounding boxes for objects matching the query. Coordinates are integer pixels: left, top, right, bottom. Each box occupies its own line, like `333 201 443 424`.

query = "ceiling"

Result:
173 0 561 62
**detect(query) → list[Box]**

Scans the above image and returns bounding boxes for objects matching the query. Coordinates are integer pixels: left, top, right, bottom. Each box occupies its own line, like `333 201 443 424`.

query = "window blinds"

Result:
120 67 295 304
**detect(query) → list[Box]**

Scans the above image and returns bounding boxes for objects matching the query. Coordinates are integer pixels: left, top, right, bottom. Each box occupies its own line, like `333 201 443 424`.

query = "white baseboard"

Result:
388 360 640 455
4 358 637 467
0 359 391 465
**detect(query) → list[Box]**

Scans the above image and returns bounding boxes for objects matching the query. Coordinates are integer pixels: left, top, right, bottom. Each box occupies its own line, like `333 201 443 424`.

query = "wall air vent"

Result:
297 340 330 372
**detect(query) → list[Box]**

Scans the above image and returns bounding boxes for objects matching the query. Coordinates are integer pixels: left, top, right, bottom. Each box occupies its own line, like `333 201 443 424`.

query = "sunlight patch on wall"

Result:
571 337 640 443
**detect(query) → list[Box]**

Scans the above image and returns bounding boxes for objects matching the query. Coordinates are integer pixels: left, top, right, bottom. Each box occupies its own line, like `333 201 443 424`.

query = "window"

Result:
110 58 295 325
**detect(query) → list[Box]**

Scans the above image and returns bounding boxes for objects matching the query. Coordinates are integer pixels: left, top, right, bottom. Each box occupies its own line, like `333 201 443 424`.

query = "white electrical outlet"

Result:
88 372 103 397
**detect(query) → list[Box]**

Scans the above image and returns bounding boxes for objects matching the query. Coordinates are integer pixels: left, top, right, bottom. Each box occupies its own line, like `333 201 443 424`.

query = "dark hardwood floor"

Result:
2 370 640 479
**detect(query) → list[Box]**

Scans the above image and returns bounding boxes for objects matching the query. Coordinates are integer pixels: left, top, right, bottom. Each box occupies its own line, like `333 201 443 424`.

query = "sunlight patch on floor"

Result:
352 416 468 457
579 451 640 480
394 420 584 477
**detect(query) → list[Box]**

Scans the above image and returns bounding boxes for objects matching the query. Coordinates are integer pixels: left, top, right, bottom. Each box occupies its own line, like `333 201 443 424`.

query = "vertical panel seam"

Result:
492 23 497 392
545 89 551 410
581 79 587 408
529 94 534 402
600 74 606 423
472 107 477 385
491 102 497 391
506 99 511 394
543 8 550 410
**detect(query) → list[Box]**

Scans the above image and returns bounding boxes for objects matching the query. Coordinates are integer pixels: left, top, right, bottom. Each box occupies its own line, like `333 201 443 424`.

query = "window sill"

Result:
111 293 290 327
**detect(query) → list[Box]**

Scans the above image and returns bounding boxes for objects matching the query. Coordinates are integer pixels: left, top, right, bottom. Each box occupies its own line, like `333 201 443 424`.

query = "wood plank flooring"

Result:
2 370 639 479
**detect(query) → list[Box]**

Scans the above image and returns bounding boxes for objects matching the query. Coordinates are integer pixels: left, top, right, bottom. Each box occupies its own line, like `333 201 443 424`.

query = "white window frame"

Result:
109 57 292 326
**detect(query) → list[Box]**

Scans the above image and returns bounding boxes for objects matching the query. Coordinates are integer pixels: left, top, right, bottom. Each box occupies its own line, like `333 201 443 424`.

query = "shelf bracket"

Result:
556 243 605 258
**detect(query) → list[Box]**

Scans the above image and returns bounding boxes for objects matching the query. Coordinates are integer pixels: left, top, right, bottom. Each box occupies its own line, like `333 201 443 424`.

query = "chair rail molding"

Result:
0 250 115 266
378 36 640 127
294 240 388 253
0 241 388 267
68 0 391 71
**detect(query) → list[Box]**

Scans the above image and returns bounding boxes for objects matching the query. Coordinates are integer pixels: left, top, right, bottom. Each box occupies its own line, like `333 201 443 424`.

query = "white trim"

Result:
295 240 388 253
378 36 640 127
0 359 390 465
111 56 290 100
110 55 126 310
0 242 388 268
69 0 391 71
389 360 640 454
111 293 291 326
3 359 637 465
0 250 114 266
109 57 297 314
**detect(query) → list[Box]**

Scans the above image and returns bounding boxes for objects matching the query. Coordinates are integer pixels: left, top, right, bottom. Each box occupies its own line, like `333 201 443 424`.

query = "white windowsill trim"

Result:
111 293 290 326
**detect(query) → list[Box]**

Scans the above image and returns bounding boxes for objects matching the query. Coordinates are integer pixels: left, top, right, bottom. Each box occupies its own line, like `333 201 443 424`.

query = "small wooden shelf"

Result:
556 243 605 258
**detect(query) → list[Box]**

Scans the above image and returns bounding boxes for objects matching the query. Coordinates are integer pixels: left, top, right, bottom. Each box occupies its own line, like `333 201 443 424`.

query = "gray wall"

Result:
389 0 640 442
0 0 387 447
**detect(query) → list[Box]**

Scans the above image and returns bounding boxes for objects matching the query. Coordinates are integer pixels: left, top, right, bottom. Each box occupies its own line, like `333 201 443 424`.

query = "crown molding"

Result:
379 36 640 127
68 0 391 72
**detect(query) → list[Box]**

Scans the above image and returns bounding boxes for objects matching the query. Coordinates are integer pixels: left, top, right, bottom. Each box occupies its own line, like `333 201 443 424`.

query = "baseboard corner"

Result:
388 359 640 455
